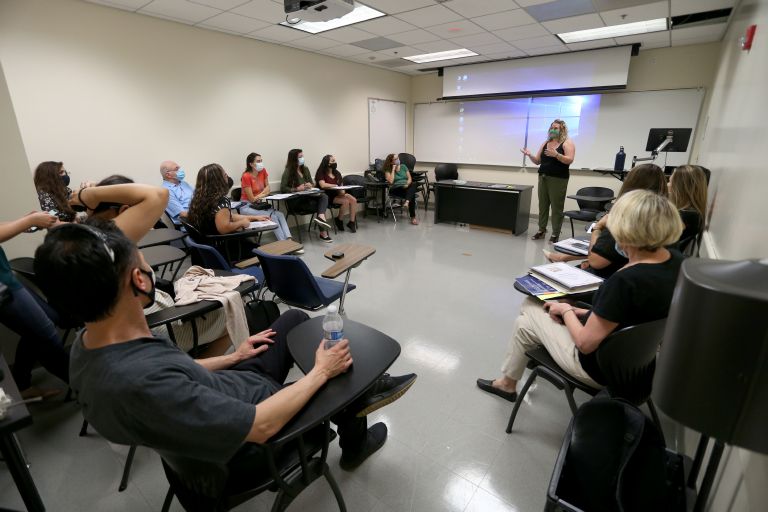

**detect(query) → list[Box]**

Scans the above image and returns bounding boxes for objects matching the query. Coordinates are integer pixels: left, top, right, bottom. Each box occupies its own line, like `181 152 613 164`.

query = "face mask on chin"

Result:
132 267 156 309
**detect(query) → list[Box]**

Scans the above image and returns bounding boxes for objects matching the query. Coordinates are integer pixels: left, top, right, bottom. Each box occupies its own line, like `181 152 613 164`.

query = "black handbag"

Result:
244 299 280 333
251 201 272 211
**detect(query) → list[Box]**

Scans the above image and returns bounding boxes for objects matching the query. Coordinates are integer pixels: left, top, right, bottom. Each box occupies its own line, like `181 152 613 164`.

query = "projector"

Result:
284 0 354 22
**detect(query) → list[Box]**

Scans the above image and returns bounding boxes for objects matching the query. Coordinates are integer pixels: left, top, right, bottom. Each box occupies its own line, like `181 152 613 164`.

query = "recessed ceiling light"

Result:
557 18 668 43
403 48 479 64
280 2 385 34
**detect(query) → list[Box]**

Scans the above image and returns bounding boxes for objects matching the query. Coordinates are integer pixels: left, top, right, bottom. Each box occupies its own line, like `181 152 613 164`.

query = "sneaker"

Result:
339 422 388 471
313 217 331 230
319 233 333 243
334 218 344 231
355 373 417 417
346 221 357 233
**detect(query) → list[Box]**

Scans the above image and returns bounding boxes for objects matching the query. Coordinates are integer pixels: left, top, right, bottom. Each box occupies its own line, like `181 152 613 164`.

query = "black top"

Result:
538 141 570 179
589 228 629 279
578 250 684 384
678 209 702 243
200 197 231 236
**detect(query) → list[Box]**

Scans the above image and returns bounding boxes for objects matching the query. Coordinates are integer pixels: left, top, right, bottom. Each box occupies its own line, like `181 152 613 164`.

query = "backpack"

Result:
244 299 280 334
553 396 671 512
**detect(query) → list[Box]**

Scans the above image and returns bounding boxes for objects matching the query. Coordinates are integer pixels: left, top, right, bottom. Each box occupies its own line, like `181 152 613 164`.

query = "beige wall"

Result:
410 43 721 217
0 0 411 195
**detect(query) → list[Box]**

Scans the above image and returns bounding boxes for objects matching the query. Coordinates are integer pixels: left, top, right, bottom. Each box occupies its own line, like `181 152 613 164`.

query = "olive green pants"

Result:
537 174 569 236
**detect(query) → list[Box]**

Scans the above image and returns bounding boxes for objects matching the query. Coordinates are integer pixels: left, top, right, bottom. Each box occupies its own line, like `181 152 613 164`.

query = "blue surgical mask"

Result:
394 160 400 166
176 168 186 181
298 157 305 166
255 163 264 171
614 242 627 258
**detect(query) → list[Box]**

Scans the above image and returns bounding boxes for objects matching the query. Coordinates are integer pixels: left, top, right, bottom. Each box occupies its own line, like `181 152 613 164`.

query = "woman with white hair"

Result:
478 190 684 401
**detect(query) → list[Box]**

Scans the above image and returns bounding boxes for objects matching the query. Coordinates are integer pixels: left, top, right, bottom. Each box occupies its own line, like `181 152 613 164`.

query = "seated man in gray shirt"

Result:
34 183 416 476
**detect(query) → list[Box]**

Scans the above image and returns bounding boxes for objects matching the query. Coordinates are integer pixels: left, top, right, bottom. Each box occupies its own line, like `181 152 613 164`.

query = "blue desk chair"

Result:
253 250 355 311
185 237 265 295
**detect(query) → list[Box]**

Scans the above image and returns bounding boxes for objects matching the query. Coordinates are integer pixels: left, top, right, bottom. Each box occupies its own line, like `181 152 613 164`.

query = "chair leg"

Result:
570 218 575 238
506 368 539 433
292 214 302 243
647 399 667 447
161 488 174 512
118 445 137 492
323 462 347 512
563 382 578 415
79 418 89 437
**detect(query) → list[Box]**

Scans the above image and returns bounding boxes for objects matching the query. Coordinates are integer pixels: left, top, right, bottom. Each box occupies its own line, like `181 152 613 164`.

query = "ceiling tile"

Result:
321 44 369 56
394 5 463 28
351 37 403 51
360 0 436 15
592 0 660 10
495 23 550 41
319 26 376 43
412 40 462 53
347 51 388 63
525 0 595 22
566 39 617 50
190 0 250 9
449 32 505 49
671 0 735 16
600 1 669 26
287 35 340 50
542 13 604 34
353 16 415 36
439 55 491 66
471 8 537 31
387 29 441 46
199 12 270 33
671 22 728 43
85 0 151 10
425 19 486 40
525 44 567 55
375 46 424 58
512 34 562 49
248 24 308 42
139 0 223 23
470 41 519 54
443 0 523 18
483 48 527 59
230 0 287 22
515 0 551 6
614 29 670 47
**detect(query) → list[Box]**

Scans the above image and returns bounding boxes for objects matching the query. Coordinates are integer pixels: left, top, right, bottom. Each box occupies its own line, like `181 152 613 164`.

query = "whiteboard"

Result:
368 98 406 164
415 89 704 169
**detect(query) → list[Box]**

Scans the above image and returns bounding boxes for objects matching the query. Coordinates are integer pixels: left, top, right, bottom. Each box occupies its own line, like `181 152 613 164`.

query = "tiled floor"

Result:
0 210 597 511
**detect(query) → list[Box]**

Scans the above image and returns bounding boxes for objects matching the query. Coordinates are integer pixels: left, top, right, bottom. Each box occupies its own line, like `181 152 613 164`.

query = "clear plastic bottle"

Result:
322 304 344 349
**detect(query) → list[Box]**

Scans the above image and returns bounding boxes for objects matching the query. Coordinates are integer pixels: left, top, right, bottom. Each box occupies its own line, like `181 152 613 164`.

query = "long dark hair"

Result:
284 148 304 189
618 164 668 197
244 152 260 174
382 153 396 171
34 161 75 218
315 154 341 186
187 164 231 229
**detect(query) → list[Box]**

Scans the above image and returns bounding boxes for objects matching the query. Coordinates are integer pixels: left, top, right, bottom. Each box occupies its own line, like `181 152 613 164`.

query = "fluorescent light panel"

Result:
404 48 479 64
558 18 668 43
280 3 385 34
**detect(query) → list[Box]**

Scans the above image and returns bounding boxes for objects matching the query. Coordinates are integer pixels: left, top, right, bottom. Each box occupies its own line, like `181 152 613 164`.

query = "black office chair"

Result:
231 187 242 201
397 153 416 172
398 153 428 210
341 174 370 218
506 319 666 443
563 187 614 238
284 195 337 243
426 163 459 211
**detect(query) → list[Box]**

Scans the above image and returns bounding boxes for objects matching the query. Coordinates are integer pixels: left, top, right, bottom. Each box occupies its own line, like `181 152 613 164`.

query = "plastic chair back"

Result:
434 163 458 181
184 237 229 270
342 175 368 201
231 187 242 201
160 210 178 230
596 319 666 405
373 158 384 173
179 220 207 244
574 186 614 212
253 250 326 309
160 453 228 511
398 153 416 172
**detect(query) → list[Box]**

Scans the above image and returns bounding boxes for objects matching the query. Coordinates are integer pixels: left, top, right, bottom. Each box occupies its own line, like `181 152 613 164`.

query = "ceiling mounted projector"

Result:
284 0 354 22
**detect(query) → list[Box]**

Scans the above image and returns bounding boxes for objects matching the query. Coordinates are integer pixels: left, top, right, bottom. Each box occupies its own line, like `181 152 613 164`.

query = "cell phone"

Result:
331 251 345 260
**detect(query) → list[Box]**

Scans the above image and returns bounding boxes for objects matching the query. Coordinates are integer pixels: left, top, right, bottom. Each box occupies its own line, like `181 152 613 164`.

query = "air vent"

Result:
671 8 732 29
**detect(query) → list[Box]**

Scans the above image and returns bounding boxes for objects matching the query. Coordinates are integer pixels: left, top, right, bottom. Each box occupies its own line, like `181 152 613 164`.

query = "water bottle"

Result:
614 146 626 171
322 305 344 349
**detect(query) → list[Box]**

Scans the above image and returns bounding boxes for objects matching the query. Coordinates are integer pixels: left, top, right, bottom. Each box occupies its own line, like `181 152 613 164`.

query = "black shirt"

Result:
578 250 684 384
538 141 570 179
678 209 702 251
588 228 629 279
200 197 231 236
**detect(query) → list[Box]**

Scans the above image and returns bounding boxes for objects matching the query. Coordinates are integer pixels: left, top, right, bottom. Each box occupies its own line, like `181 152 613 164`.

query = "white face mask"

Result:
255 163 264 171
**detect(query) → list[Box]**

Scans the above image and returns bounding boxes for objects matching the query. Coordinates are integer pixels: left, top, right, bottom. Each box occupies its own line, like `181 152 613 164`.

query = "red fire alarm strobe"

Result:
741 24 757 51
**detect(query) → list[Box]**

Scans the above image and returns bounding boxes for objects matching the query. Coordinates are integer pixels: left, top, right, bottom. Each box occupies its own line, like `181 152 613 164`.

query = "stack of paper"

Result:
264 193 294 200
553 238 590 256
530 262 603 292
248 220 278 230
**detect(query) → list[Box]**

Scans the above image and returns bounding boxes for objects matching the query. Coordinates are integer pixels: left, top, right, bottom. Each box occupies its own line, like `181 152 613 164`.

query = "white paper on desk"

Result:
530 262 602 291
331 185 363 190
264 193 294 200
296 188 321 194
248 220 278 229
554 238 590 256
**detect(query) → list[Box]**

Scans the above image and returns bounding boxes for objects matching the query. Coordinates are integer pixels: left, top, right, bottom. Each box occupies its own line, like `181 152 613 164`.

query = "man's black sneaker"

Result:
339 422 387 471
356 373 416 417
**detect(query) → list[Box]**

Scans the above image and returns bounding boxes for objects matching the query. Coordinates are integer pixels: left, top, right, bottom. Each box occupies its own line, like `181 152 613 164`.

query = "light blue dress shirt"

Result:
162 180 194 223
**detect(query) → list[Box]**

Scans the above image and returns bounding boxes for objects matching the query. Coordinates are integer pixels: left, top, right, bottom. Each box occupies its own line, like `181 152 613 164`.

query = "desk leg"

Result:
338 269 352 315
0 434 45 511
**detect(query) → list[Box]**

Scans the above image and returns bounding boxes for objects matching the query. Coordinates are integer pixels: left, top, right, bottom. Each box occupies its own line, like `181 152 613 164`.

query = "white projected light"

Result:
281 3 385 34
558 18 668 43
404 49 478 64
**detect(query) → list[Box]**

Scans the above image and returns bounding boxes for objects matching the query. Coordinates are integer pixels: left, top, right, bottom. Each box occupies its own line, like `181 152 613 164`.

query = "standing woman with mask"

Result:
383 153 419 225
34 161 77 222
315 154 358 233
521 119 575 243
239 152 295 243
280 148 332 242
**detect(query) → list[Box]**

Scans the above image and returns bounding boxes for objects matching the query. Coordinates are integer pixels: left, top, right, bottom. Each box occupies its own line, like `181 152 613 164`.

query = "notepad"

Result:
264 193 294 200
530 262 603 292
248 220 278 230
554 238 590 256
330 185 363 190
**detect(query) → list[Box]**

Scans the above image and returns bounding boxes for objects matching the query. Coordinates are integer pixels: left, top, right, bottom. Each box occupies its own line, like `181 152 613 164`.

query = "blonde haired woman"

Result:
478 190 684 400
522 119 575 243
668 165 708 252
